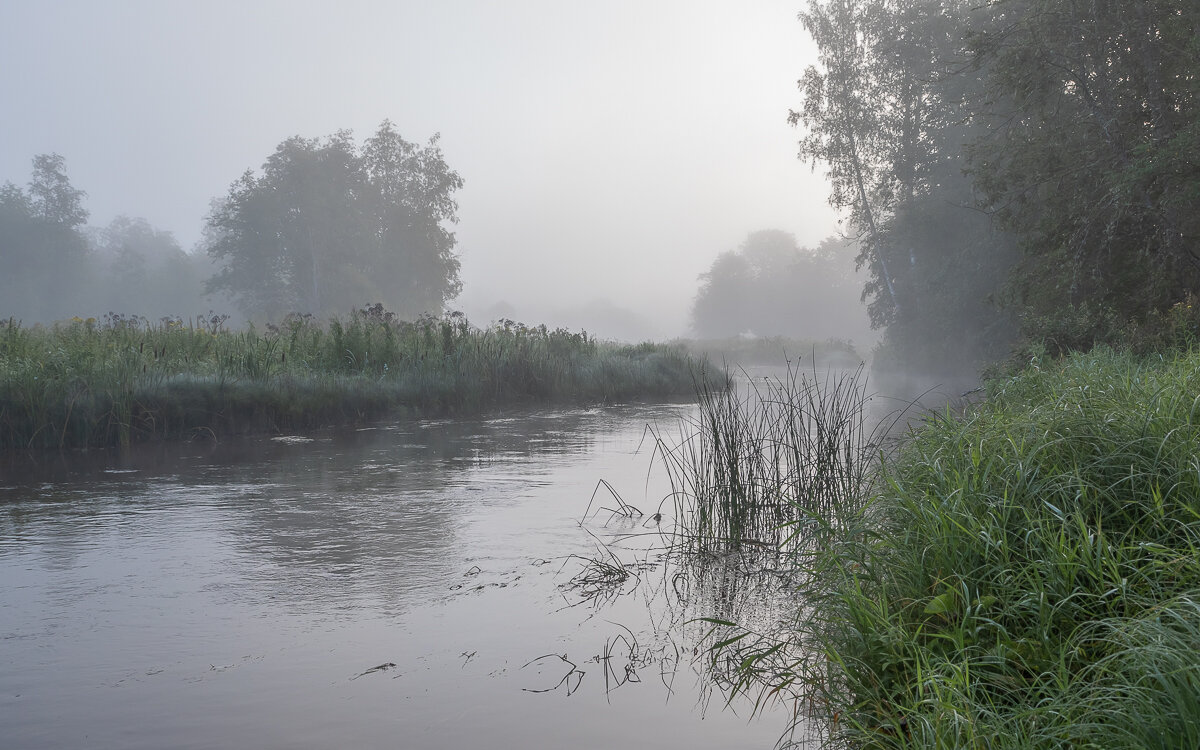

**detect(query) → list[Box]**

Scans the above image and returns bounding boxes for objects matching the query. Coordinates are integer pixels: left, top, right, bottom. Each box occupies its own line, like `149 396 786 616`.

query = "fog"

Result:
1 0 853 343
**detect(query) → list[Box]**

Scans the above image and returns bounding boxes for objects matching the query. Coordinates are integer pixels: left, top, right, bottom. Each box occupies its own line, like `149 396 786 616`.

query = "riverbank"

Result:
0 311 717 450
685 348 1200 748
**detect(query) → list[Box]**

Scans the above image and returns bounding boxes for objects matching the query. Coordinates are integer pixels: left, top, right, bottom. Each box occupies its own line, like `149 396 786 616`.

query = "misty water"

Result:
0 401 800 749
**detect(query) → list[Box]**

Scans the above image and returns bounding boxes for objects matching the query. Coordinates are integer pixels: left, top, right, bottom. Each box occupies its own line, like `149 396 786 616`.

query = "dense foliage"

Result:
89 215 211 320
690 231 872 345
0 156 211 323
1 155 92 320
796 0 1200 371
203 121 463 321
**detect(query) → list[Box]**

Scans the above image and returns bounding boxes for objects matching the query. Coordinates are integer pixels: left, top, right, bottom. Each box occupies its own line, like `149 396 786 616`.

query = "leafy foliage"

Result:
203 121 463 321
89 216 209 321
796 0 1199 369
0 154 91 321
966 0 1200 351
795 0 1020 373
0 156 211 324
690 231 871 345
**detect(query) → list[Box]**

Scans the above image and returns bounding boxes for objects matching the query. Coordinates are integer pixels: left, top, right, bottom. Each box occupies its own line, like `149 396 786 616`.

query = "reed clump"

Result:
684 347 1200 749
654 363 883 556
0 309 711 450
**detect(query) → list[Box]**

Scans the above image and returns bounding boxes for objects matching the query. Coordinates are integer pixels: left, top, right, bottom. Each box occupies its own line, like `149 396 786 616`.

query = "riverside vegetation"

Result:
0 306 709 450
668 349 1200 749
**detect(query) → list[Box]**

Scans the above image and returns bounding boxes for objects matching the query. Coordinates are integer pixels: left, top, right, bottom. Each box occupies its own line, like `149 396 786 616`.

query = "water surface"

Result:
1 403 795 749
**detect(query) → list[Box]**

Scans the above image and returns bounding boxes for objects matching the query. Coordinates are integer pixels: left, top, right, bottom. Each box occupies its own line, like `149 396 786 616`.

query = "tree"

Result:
797 0 1200 366
794 0 1019 372
203 121 463 321
90 216 207 320
361 122 463 315
965 0 1200 349
692 249 753 338
0 154 90 321
28 154 89 227
794 0 938 323
691 230 872 344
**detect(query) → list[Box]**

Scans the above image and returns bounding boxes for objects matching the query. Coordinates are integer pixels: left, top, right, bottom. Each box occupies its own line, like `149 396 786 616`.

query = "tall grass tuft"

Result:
669 347 1200 748
0 309 716 450
654 362 887 556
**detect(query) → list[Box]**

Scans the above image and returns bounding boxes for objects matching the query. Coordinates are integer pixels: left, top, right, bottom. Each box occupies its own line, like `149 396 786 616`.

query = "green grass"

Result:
652 363 883 557
671 347 1200 748
0 310 715 450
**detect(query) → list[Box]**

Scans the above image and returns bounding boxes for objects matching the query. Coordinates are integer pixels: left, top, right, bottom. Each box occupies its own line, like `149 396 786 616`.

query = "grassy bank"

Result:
677 348 1200 748
0 310 713 450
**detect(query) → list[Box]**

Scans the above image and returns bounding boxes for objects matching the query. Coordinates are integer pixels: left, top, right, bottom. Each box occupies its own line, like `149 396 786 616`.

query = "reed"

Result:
652 362 887 556
679 347 1200 749
0 310 716 450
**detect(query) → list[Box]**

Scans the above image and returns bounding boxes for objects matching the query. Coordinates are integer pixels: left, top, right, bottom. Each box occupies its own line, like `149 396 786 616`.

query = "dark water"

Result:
0 403 797 749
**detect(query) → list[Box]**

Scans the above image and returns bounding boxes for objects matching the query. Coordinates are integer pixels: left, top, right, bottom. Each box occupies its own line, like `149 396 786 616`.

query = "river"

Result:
0 401 801 749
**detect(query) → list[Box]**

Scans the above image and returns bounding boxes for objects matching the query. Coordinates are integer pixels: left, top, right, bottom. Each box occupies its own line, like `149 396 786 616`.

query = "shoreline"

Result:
0 314 722 451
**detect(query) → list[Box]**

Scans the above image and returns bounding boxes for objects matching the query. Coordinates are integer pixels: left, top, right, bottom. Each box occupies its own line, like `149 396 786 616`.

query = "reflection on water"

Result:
0 403 795 750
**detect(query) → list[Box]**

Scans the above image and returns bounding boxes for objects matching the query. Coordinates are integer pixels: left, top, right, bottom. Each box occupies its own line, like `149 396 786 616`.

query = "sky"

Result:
0 0 842 340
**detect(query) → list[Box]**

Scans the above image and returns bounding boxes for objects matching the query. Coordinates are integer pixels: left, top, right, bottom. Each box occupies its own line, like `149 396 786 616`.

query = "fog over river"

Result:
0 402 802 749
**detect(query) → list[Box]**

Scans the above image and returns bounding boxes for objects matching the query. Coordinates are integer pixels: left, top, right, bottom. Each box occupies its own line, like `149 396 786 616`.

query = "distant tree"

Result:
203 121 463 320
28 154 89 227
90 216 207 320
361 122 464 314
691 230 871 344
0 154 90 321
692 249 753 338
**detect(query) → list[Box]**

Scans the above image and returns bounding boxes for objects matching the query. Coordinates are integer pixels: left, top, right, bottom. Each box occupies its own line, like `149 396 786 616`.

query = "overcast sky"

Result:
0 0 841 339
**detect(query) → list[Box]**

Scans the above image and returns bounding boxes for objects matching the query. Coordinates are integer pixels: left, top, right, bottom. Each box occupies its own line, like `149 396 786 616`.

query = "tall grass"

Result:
0 310 713 450
653 364 886 557
669 348 1200 748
